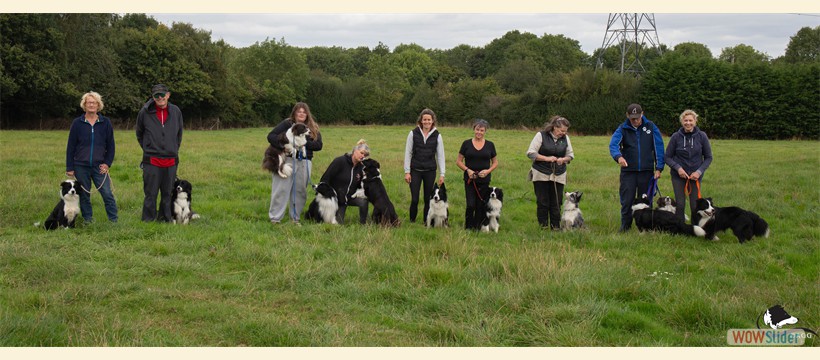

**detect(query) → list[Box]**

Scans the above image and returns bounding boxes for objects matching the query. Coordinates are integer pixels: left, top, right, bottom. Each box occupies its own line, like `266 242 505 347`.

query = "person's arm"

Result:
609 127 626 166
694 133 713 179
436 134 446 183
664 134 683 176
135 111 145 150
526 132 542 161
102 121 115 174
306 131 323 152
403 131 413 183
176 107 183 149
652 123 665 172
66 121 78 174
267 119 291 146
559 135 574 164
456 152 475 179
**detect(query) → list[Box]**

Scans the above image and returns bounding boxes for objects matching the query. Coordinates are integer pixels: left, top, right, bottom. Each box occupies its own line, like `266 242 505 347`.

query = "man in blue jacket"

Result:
609 103 665 232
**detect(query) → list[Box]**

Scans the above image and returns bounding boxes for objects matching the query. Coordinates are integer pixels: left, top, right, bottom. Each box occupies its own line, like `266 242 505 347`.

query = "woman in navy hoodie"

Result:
665 109 713 223
65 91 117 223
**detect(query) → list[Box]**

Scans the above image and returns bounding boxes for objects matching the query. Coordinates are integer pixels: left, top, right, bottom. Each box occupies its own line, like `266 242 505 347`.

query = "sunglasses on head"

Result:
152 92 166 99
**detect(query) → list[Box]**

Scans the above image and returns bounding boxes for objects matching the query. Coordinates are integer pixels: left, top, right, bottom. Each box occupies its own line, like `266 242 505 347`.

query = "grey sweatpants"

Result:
269 157 311 222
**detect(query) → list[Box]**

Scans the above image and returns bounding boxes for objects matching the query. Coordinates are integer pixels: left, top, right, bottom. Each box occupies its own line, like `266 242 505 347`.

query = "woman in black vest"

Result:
403 108 446 224
526 116 574 229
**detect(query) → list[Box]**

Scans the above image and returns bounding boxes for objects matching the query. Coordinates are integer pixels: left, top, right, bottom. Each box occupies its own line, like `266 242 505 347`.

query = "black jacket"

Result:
266 119 323 159
320 154 363 205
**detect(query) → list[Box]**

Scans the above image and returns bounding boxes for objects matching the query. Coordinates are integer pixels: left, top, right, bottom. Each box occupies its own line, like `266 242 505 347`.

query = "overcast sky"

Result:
148 13 820 58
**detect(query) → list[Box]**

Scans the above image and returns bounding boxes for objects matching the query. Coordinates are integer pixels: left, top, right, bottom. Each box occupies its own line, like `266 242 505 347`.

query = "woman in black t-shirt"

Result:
456 119 498 230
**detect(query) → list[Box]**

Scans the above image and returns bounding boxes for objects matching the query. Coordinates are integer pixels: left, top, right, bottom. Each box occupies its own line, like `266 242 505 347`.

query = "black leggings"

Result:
464 180 489 230
408 169 436 223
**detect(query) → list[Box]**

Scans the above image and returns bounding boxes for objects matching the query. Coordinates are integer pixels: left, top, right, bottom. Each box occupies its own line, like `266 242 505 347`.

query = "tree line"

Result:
1 14 818 139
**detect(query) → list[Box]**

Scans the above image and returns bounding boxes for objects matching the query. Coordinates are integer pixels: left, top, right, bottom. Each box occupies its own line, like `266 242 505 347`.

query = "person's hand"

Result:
556 157 566 165
618 157 628 167
404 173 411 184
689 171 701 180
654 170 661 179
478 170 488 178
66 171 75 178
466 169 475 179
677 168 689 179
438 176 445 186
99 164 109 174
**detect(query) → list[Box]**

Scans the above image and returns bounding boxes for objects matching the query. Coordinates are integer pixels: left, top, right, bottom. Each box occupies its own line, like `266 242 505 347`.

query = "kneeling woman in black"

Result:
320 139 371 224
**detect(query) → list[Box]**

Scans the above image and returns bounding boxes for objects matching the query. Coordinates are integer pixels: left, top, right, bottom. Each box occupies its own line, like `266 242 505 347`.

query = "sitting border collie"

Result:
656 195 690 222
42 179 81 230
173 178 199 225
305 182 339 224
262 123 310 178
560 191 584 230
426 182 449 228
631 194 705 237
694 197 769 243
361 159 400 226
480 186 503 233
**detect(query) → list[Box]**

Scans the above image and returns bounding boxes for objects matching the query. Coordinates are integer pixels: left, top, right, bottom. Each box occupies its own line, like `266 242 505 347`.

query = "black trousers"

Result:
619 170 653 231
533 181 564 229
464 180 489 230
408 169 436 223
142 163 177 222
337 197 369 224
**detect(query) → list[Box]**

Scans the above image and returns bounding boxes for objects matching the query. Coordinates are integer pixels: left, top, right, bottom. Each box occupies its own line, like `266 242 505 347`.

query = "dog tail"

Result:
751 214 769 238
680 223 706 237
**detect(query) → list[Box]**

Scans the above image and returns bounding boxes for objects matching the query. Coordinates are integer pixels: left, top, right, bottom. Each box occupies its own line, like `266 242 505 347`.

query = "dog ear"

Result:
576 192 582 201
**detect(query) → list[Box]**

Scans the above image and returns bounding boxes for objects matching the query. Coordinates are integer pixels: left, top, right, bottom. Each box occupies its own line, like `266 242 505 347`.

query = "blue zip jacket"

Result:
66 114 115 172
608 115 665 172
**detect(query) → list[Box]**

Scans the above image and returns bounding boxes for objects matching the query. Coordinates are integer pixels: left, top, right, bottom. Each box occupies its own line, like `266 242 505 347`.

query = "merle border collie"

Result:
262 123 310 178
560 191 584 230
426 182 449 228
631 194 705 237
694 197 769 243
305 182 339 224
361 159 400 227
172 178 199 225
41 179 81 230
480 186 503 233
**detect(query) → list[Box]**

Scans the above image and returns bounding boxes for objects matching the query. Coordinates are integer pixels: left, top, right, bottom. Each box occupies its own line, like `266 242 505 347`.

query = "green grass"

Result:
0 126 817 346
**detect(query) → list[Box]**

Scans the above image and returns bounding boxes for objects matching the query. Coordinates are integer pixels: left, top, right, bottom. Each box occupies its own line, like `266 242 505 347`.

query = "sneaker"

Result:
271 219 280 225
292 221 301 226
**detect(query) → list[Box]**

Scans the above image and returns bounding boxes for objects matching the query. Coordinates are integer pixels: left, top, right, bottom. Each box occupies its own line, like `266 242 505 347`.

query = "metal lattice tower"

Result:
595 13 662 75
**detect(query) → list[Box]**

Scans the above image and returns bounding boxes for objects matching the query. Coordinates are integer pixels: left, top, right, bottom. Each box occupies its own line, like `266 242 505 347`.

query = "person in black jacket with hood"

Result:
135 84 183 222
319 139 370 224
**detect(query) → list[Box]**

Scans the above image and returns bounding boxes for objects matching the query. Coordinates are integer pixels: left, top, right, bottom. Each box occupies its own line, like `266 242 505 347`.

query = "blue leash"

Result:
289 149 313 219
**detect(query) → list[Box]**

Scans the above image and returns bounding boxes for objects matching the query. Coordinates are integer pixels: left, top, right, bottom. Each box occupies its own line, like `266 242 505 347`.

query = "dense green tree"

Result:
671 42 713 59
357 54 410 123
783 26 820 64
389 47 437 86
303 46 356 79
718 44 770 65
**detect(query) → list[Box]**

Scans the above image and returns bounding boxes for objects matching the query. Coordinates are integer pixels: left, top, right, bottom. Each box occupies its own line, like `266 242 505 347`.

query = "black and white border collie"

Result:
262 123 310 178
480 186 503 233
173 178 199 224
305 182 339 224
426 182 449 228
361 159 400 227
656 195 689 222
560 191 584 230
631 194 706 237
43 179 81 230
694 197 769 243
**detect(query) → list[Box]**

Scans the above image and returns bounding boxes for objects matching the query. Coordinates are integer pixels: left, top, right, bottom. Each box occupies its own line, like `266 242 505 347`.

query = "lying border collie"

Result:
480 186 503 233
560 191 584 230
42 179 81 230
305 182 339 224
694 197 769 243
631 194 705 237
426 182 449 228
172 178 199 225
262 123 310 178
361 159 400 226
656 195 690 222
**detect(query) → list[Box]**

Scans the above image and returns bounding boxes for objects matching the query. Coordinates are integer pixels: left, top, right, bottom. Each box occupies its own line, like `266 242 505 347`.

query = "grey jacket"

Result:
135 99 183 163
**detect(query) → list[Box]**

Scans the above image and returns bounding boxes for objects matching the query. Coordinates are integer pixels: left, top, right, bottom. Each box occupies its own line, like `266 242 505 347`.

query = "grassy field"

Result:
0 126 817 346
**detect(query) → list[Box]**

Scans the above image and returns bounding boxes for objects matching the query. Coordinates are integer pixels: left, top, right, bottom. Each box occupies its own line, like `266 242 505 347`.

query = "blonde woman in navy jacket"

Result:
66 91 118 223
664 109 713 223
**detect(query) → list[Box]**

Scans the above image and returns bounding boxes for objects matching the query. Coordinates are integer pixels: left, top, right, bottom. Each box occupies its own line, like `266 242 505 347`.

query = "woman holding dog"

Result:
65 91 118 224
267 102 323 225
320 139 370 225
527 116 574 230
456 119 498 230
403 108 446 224
665 109 713 223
